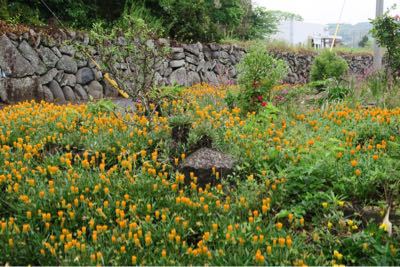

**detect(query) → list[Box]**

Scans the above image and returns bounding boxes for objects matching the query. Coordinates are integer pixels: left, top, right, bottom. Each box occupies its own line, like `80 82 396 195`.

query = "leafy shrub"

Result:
237 44 288 113
224 90 239 109
90 14 170 115
310 50 349 82
371 11 400 77
87 98 117 115
326 80 351 101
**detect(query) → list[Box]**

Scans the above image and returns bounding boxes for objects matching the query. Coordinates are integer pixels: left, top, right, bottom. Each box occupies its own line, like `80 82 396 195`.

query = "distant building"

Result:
272 20 342 49
311 34 343 49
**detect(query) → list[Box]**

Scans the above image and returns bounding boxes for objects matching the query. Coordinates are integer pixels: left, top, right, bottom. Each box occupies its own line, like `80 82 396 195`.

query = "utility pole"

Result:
374 0 384 70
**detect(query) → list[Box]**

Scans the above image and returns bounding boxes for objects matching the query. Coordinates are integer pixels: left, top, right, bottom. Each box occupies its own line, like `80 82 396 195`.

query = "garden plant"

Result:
0 83 399 266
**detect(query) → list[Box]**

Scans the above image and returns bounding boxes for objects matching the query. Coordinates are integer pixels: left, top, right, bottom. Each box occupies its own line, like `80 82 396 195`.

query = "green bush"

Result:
310 50 349 81
237 44 288 113
371 11 400 77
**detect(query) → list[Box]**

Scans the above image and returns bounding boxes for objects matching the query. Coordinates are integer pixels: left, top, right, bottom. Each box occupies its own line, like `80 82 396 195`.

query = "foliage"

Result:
0 0 125 28
237 44 288 113
310 50 349 82
0 0 301 42
0 84 399 265
0 0 8 20
359 70 400 108
90 14 170 115
149 85 184 102
358 35 369 48
124 0 302 42
371 11 400 78
86 98 117 115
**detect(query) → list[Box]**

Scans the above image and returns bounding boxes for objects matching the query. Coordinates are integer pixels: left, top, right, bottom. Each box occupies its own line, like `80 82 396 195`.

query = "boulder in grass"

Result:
180 148 236 188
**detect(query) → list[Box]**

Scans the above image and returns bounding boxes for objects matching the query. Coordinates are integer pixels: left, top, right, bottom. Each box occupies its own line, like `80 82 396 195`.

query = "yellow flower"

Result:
131 256 137 265
334 250 343 260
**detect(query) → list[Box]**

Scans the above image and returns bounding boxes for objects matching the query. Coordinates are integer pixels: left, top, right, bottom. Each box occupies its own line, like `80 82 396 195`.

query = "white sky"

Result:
254 0 400 24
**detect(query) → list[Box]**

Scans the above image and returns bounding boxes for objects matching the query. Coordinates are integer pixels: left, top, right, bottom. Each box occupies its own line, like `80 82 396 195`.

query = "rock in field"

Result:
180 148 236 187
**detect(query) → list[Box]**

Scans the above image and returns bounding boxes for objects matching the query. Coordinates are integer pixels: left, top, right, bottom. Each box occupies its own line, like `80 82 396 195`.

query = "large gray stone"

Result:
77 59 88 68
164 67 173 77
56 56 78 74
62 86 76 101
48 80 66 103
157 61 169 76
59 45 75 56
38 46 59 68
197 60 206 72
87 80 103 99
6 77 38 102
201 71 218 85
180 148 236 187
183 43 201 56
104 81 119 97
171 47 184 53
187 63 196 72
38 85 54 102
60 74 76 87
187 71 201 85
74 84 88 101
214 63 226 75
55 70 64 84
170 60 185 69
0 35 35 78
170 67 187 86
18 40 47 75
52 47 62 58
172 52 185 60
39 68 58 85
185 55 198 65
76 67 95 85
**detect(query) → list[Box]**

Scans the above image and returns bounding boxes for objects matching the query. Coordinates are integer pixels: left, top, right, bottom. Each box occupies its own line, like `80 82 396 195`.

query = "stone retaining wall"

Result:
0 29 374 103
271 50 373 84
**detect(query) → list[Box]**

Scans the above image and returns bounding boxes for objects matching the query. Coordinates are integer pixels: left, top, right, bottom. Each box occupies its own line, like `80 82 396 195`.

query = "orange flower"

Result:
350 160 358 167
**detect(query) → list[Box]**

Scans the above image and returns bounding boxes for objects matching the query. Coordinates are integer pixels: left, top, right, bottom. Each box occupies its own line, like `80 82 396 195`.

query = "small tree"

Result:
371 12 400 78
358 35 369 48
90 14 169 115
310 50 349 82
237 44 288 113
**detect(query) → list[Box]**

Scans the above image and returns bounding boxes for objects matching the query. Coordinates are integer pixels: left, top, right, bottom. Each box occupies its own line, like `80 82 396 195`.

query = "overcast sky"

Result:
254 0 400 24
